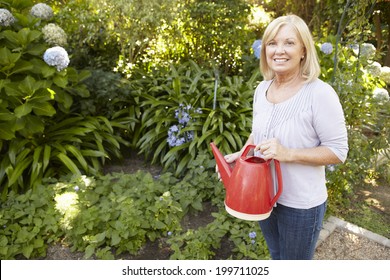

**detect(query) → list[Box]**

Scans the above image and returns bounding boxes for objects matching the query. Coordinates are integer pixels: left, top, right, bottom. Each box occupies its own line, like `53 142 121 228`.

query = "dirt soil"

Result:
43 154 390 260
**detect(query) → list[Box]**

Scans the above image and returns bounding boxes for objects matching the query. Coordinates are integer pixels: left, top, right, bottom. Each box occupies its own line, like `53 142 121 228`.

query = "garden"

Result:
0 0 389 260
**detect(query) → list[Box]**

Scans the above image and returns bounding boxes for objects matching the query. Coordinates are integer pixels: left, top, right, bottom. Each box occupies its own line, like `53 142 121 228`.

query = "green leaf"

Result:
81 150 106 158
19 115 45 135
8 157 32 187
56 153 81 176
31 101 56 116
53 75 68 88
26 43 47 56
22 244 34 259
111 231 121 246
0 47 21 66
95 232 106 243
0 123 15 140
65 144 88 172
85 245 95 259
9 60 34 76
14 103 33 118
154 220 166 229
18 76 39 95
43 145 51 172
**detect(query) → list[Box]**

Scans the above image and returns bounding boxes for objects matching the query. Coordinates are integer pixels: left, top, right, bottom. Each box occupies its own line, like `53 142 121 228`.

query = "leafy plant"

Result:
0 185 64 259
0 1 125 197
134 60 260 176
167 210 269 260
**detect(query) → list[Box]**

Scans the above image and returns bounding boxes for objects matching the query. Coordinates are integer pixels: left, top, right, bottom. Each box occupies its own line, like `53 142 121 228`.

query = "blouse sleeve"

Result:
312 82 349 163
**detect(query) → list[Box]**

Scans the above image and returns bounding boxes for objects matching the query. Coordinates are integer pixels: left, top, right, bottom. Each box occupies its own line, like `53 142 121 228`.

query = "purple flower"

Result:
167 231 172 236
249 231 256 239
320 42 333 55
252 40 262 59
167 104 199 147
74 186 80 192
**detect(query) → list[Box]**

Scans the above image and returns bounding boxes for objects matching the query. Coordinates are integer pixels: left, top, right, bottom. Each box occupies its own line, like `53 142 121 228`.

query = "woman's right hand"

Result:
215 151 241 181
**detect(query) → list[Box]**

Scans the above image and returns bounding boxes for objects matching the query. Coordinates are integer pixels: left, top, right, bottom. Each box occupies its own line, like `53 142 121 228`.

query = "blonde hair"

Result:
260 15 320 82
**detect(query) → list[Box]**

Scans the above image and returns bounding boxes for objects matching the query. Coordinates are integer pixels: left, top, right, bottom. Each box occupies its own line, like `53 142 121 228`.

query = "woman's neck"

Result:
273 73 303 89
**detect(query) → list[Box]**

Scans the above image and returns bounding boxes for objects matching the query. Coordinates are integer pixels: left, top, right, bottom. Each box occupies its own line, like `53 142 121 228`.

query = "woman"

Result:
222 15 349 259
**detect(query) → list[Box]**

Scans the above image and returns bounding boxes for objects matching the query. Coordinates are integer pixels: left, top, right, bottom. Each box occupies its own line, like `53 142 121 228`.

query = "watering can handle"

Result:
241 144 257 158
270 159 283 206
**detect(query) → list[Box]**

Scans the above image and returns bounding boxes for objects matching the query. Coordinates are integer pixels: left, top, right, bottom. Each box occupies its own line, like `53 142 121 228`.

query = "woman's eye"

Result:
267 42 276 46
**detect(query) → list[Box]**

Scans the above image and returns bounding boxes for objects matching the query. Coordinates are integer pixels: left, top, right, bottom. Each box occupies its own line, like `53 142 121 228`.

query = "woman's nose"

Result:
275 44 285 54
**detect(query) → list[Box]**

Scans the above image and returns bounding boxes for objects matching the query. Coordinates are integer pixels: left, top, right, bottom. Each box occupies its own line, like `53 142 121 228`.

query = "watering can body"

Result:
210 142 283 221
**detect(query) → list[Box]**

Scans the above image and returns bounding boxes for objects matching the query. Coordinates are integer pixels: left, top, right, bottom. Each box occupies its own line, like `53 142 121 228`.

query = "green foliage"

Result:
0 185 63 259
317 35 389 210
168 211 269 260
0 153 268 260
53 0 256 76
132 60 260 176
0 1 125 197
55 173 183 258
80 69 139 146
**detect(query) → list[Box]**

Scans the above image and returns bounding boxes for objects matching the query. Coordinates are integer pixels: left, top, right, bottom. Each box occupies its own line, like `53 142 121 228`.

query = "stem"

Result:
332 0 352 84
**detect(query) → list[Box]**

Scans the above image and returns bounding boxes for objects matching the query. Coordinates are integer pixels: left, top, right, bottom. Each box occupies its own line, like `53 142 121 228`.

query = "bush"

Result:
0 1 124 198
131 60 260 176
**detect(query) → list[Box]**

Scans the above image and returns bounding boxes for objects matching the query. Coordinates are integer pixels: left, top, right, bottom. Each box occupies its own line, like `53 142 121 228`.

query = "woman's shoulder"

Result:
253 79 272 101
256 79 273 89
308 78 339 99
307 78 342 107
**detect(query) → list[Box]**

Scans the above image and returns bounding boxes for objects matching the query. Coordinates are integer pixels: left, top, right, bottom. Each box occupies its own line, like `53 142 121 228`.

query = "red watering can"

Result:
210 142 283 221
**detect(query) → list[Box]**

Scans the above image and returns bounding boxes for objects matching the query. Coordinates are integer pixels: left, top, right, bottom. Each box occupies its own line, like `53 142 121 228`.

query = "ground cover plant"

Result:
0 0 389 260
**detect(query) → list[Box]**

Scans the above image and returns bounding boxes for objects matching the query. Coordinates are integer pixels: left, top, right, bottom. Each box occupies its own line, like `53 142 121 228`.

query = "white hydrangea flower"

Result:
380 66 390 85
0 8 15 27
359 43 376 60
366 61 381 77
43 46 70 71
373 88 389 101
30 3 54 20
42 23 67 46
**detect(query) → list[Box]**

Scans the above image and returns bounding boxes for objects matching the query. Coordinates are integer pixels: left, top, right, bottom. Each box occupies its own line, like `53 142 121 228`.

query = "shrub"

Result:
133 60 260 176
0 1 124 198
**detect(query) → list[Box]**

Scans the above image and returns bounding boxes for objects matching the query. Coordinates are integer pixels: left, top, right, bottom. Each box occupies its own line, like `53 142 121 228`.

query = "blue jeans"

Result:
258 201 327 260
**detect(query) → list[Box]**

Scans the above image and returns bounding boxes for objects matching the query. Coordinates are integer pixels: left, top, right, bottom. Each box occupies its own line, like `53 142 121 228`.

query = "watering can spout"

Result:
210 142 232 188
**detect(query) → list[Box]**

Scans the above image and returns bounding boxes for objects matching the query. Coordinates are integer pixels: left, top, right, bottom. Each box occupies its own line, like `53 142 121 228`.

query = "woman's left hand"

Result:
255 138 290 162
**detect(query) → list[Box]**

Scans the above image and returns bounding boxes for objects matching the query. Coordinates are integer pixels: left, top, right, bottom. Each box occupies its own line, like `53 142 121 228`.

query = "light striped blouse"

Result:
252 78 349 209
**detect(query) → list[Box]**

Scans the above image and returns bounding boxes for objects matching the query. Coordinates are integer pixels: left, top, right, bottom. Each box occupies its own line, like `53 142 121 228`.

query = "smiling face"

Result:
265 24 305 78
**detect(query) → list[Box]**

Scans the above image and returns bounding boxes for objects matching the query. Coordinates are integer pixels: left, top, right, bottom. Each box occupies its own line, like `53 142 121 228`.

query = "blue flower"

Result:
167 104 200 147
74 186 80 192
249 231 257 239
252 39 262 59
167 231 172 236
320 42 333 55
43 46 70 71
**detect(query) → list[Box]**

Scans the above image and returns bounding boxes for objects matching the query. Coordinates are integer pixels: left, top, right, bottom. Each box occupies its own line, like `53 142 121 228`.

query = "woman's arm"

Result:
256 138 342 166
